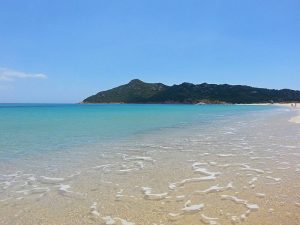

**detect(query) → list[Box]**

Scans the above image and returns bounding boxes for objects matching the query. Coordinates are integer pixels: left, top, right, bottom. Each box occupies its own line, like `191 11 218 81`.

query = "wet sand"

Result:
290 114 300 123
286 103 300 123
0 109 300 225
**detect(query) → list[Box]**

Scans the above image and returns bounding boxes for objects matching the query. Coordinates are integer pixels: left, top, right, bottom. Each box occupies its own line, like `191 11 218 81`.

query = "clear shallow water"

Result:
0 104 276 159
1 104 300 225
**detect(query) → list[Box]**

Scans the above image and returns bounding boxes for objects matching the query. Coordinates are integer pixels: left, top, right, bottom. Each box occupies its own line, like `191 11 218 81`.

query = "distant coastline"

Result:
80 102 300 106
82 79 300 104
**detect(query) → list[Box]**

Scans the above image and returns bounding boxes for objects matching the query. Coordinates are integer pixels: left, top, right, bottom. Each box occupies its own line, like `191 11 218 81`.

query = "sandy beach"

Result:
1 0 300 224
290 114 300 123
1 105 300 225
277 103 300 123
291 105 300 123
238 103 300 124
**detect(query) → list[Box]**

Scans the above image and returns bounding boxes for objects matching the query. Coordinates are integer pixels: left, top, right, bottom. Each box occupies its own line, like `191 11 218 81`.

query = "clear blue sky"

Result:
0 0 299 103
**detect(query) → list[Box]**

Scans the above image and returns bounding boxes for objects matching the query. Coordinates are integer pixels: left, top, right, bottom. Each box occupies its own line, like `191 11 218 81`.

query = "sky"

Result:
0 0 299 103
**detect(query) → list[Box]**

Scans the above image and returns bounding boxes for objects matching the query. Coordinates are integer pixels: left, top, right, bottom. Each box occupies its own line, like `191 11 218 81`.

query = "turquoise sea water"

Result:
2 103 300 225
0 104 277 159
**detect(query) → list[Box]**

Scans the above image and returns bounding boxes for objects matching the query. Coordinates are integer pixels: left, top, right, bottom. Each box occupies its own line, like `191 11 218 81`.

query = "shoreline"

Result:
290 116 300 123
1 105 299 225
289 113 300 123
80 102 300 124
238 103 300 124
80 101 300 105
276 103 300 123
81 102 300 124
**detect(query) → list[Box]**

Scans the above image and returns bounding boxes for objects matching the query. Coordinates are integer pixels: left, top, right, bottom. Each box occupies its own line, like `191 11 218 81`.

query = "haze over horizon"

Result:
0 0 299 103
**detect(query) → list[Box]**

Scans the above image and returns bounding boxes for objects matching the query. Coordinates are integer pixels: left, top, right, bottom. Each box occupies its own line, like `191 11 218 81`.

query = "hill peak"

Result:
128 79 144 84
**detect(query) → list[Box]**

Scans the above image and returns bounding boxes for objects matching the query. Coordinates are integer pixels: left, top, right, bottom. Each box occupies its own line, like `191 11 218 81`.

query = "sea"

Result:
0 104 299 225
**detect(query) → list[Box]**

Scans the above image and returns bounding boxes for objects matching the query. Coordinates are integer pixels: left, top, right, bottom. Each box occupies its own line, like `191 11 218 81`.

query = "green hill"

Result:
83 79 300 104
83 79 167 103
